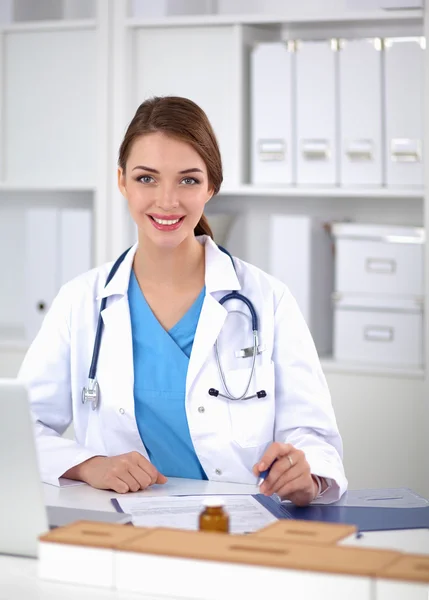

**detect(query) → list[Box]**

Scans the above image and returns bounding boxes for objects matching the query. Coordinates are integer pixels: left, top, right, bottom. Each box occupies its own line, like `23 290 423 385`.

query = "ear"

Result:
117 167 127 199
205 186 215 204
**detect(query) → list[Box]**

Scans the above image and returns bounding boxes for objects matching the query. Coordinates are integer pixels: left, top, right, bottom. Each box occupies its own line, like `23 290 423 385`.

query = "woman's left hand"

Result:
253 442 318 507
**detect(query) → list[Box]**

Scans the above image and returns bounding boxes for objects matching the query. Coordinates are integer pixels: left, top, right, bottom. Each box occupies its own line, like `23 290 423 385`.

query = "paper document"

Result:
120 476 259 497
57 477 86 487
113 495 277 534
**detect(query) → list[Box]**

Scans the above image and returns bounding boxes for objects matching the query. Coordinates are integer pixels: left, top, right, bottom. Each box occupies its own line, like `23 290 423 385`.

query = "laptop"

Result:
0 378 131 558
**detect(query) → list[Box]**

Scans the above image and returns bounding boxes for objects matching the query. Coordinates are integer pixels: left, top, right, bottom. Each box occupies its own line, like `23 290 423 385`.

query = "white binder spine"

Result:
59 208 92 286
339 38 383 186
251 41 294 185
24 208 59 343
295 40 338 185
384 37 424 187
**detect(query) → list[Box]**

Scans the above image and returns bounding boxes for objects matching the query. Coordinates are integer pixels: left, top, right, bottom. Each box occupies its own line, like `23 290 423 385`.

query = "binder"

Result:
59 208 92 286
24 208 59 343
384 37 424 187
251 42 293 185
339 38 382 186
296 40 337 185
24 207 92 342
256 495 429 533
269 214 333 355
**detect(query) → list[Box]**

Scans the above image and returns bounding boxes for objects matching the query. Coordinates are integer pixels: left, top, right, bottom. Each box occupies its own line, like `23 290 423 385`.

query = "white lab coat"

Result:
19 236 347 502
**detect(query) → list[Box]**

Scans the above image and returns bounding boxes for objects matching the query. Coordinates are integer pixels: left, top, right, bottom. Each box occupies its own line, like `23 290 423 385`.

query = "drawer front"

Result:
335 239 423 296
334 309 423 366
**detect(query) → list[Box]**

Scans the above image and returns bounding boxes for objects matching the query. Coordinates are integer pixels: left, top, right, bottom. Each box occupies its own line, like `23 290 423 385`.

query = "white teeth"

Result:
152 217 181 225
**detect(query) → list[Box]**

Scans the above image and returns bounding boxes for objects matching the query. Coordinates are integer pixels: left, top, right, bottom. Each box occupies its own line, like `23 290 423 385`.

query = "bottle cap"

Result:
202 496 225 508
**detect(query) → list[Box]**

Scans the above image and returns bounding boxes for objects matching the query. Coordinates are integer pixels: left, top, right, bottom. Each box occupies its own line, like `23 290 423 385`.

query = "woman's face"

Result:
118 132 213 250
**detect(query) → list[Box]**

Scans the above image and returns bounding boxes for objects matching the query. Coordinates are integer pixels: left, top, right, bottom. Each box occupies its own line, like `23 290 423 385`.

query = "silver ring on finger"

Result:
287 454 294 468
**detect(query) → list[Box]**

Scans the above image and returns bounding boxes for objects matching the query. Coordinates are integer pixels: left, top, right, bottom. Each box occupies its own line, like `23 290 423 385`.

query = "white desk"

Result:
1 480 428 600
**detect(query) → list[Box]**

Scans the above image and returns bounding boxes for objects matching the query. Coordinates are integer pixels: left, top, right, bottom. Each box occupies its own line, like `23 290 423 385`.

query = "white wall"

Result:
326 372 428 497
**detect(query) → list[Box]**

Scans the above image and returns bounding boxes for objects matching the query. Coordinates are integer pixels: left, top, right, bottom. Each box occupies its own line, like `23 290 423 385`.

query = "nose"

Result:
155 183 179 211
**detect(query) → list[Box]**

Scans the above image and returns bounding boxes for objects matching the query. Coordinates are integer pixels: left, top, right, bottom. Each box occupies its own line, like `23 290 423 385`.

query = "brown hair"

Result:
118 96 223 239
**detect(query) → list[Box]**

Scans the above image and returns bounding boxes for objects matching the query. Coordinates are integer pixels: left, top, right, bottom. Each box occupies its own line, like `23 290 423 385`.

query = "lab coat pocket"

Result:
226 361 275 448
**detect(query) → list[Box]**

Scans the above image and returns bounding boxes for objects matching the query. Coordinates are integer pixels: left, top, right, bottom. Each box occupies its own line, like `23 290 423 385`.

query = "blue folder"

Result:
255 494 429 532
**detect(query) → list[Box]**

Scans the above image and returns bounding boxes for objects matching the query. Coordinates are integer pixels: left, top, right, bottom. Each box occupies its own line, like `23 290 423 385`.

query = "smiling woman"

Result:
19 96 347 507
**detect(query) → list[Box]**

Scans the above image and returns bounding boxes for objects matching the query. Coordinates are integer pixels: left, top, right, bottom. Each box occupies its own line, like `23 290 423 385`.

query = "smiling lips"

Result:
148 214 185 231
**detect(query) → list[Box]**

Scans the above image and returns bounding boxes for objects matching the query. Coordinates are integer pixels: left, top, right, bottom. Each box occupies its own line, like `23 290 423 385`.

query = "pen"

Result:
258 458 278 486
258 468 270 486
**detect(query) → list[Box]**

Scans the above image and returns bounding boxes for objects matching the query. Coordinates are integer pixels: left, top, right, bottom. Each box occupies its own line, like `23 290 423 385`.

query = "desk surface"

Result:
1 480 429 600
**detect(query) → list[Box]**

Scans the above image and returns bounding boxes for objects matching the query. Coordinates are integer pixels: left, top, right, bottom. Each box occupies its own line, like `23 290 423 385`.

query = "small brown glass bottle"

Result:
198 497 229 533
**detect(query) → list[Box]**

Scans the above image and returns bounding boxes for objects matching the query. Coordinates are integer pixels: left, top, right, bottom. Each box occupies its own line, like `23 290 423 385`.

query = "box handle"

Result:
258 139 286 162
365 258 396 274
301 139 330 161
364 326 394 343
391 138 421 163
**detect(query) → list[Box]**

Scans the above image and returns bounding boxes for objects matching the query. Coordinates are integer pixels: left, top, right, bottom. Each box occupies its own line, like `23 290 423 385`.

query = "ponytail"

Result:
194 214 214 239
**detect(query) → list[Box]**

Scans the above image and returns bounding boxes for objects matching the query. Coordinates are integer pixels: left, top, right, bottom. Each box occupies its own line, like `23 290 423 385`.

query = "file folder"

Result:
339 38 382 186
296 40 337 185
384 37 424 186
251 42 293 185
256 495 429 533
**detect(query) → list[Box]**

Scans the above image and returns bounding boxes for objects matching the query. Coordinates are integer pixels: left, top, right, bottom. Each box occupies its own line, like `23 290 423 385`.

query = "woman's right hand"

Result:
64 451 167 493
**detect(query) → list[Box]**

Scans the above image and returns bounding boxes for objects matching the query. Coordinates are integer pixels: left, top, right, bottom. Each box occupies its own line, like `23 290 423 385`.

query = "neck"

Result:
134 234 205 287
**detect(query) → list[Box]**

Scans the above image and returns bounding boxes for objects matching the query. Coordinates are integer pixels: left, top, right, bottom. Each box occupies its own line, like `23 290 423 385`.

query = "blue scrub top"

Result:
128 270 207 480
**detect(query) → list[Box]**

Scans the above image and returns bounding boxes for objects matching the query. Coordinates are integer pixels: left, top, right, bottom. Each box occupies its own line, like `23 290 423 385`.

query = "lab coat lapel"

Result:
99 295 135 414
186 237 241 394
186 293 227 394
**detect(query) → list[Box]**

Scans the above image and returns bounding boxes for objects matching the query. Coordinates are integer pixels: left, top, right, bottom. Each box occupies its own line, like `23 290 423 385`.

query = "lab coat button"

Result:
119 408 125 415
215 469 222 476
198 406 205 413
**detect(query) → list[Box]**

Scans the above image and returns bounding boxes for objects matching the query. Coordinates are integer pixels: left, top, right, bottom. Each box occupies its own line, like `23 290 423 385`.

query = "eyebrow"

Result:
132 165 203 175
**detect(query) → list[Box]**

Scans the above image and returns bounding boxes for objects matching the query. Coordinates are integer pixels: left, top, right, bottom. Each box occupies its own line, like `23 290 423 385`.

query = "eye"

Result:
138 175 155 184
181 177 199 185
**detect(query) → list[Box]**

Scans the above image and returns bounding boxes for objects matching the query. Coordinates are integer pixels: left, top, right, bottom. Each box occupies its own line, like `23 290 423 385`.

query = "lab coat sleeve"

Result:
18 285 101 486
272 287 348 503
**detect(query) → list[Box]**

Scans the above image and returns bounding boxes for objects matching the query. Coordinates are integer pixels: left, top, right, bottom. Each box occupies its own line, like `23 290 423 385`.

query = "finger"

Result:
276 473 312 500
128 463 153 490
136 455 161 485
110 477 130 494
261 457 299 494
257 442 295 473
262 463 302 496
156 472 168 484
114 469 141 493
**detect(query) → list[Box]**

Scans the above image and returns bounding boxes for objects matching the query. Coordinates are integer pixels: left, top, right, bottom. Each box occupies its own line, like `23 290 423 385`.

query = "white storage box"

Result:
377 554 429 600
331 223 424 297
38 521 147 588
333 294 423 367
116 527 399 600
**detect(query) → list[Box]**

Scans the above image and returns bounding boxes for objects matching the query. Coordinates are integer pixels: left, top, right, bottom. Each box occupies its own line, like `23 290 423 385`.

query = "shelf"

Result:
0 183 95 192
1 19 97 33
0 340 29 352
320 358 424 380
219 185 424 199
126 9 423 29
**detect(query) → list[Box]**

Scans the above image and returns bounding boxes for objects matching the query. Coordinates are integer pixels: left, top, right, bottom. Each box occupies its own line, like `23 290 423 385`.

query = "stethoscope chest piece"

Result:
82 379 99 411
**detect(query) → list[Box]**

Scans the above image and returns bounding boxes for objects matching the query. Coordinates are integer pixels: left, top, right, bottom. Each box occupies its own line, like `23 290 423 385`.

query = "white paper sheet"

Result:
123 477 260 497
114 495 277 534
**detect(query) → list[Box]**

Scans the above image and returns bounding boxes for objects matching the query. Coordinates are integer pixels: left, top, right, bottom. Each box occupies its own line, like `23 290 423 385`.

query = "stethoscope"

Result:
82 245 266 410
